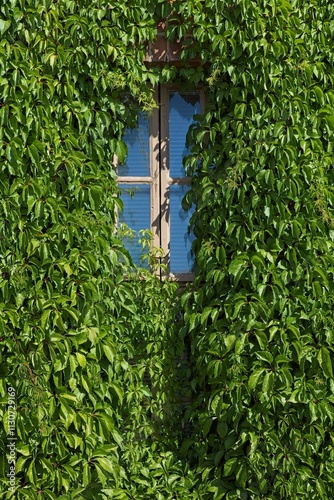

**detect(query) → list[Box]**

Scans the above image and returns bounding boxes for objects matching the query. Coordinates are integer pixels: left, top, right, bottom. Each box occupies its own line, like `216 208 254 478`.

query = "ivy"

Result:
1 0 334 498
0 1 185 498
181 0 334 498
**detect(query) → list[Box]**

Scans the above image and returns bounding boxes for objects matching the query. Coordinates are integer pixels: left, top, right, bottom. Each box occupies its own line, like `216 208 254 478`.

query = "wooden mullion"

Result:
117 176 152 183
159 85 170 277
150 89 161 263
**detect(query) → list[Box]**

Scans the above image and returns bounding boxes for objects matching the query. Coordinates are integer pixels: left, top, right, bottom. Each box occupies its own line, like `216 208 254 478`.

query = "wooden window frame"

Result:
117 84 205 282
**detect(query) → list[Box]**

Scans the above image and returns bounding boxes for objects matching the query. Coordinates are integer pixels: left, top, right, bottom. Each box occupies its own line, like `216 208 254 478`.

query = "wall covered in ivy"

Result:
1 0 334 498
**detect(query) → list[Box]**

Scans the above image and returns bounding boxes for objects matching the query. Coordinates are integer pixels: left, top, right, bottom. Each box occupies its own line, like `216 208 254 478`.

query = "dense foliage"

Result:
1 0 334 498
0 1 184 498
182 0 334 498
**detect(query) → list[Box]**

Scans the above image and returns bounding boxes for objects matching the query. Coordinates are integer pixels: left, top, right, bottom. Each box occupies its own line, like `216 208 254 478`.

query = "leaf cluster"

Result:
2 0 334 498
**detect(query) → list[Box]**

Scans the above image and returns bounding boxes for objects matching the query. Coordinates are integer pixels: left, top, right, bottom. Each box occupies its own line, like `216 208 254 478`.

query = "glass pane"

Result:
169 92 201 178
118 183 150 267
119 113 150 177
170 184 195 273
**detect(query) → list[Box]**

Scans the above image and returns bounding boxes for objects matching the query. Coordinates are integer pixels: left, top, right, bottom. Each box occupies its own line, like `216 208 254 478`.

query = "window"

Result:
117 85 204 280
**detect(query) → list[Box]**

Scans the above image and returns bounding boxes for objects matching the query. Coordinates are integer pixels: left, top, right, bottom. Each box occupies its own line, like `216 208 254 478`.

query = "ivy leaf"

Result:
95 457 115 474
228 258 246 276
109 382 123 404
313 86 324 105
248 368 265 390
223 457 238 477
262 372 274 395
318 347 333 378
316 478 327 497
76 352 86 367
0 19 11 34
103 343 116 363
116 140 127 163
95 464 107 486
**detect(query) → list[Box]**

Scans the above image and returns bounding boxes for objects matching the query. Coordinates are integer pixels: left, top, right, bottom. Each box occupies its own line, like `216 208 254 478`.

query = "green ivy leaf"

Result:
318 347 333 378
0 19 11 34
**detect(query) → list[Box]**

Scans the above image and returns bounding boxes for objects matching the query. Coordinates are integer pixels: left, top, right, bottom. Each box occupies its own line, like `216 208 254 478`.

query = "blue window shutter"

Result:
169 184 195 273
118 183 151 267
169 92 201 178
119 113 150 177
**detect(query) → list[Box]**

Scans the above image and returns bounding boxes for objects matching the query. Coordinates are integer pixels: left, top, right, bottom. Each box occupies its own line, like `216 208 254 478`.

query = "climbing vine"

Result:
1 0 334 498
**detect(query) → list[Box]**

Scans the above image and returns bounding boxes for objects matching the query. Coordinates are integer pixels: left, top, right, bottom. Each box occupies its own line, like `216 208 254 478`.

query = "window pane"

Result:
119 113 150 177
170 184 195 273
118 183 150 267
169 92 201 178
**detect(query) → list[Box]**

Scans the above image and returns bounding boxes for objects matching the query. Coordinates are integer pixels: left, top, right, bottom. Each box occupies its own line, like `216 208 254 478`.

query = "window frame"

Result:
117 84 205 281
